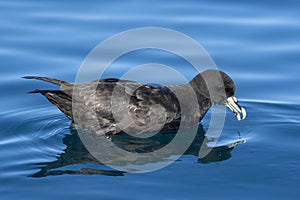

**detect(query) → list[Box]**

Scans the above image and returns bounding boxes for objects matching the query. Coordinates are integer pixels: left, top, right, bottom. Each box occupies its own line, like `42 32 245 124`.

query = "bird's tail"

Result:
29 89 73 119
22 76 68 86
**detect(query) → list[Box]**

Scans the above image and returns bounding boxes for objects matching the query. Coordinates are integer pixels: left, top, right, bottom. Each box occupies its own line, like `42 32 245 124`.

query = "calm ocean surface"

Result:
1 0 300 199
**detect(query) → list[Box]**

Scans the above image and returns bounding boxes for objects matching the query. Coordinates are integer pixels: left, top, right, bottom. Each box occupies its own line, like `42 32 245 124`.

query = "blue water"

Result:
1 0 300 199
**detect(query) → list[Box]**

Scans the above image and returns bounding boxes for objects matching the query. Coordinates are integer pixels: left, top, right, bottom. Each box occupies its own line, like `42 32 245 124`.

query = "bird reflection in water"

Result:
31 125 246 177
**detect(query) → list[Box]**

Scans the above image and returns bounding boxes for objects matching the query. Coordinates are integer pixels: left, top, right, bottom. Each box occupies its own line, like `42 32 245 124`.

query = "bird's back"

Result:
26 77 185 135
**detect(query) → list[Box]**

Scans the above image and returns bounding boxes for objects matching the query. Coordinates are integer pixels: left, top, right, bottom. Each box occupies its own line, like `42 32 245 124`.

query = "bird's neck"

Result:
189 75 210 100
189 76 212 117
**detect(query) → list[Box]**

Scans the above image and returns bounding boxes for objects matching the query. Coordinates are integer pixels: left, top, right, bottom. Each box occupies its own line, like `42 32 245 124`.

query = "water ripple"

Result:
0 107 69 176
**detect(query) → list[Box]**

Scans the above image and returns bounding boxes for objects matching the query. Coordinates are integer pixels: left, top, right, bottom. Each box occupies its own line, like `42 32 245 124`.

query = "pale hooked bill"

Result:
226 96 247 120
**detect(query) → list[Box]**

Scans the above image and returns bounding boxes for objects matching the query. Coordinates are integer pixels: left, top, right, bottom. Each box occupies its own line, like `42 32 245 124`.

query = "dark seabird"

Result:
24 70 246 136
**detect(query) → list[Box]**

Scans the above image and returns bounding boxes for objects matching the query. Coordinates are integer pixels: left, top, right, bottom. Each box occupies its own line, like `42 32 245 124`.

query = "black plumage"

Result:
24 69 245 136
